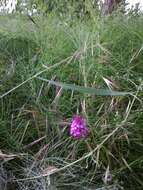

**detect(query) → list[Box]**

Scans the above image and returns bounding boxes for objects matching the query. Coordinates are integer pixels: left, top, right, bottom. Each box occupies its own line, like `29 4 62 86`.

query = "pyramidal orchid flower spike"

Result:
70 115 89 139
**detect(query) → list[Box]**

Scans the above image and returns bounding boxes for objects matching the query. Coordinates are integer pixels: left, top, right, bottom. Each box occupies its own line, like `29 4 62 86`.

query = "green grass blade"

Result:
37 77 132 96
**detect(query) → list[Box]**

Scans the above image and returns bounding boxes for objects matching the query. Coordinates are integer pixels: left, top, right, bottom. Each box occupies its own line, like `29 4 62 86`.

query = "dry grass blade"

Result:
0 150 25 162
23 135 47 149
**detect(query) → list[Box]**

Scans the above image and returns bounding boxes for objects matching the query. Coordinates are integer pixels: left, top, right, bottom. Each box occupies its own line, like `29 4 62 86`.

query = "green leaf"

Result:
37 77 132 96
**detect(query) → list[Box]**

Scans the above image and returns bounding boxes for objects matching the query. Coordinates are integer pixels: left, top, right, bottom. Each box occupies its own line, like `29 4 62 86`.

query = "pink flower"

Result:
70 115 88 139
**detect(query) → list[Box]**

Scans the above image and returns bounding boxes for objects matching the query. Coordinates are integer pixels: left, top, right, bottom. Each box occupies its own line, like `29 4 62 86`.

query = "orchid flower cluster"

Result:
70 115 88 139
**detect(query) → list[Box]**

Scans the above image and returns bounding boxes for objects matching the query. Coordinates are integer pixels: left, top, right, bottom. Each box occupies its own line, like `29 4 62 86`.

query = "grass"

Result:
0 13 143 190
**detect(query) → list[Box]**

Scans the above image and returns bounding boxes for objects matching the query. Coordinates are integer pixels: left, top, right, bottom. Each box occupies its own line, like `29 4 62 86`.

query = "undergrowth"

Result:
0 14 143 190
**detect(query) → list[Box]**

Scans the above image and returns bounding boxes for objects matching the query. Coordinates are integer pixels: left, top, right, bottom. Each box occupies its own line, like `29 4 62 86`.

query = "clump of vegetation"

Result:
0 13 143 190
